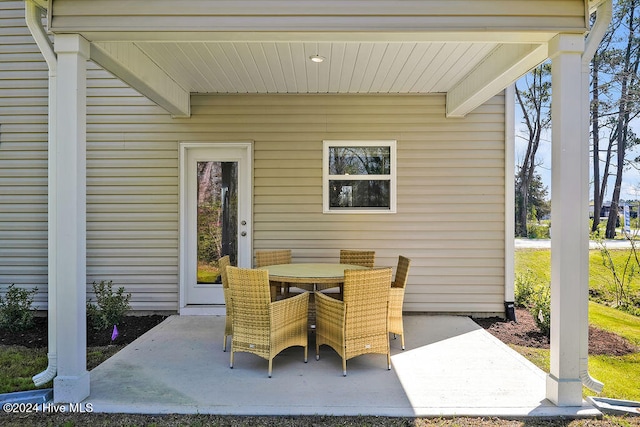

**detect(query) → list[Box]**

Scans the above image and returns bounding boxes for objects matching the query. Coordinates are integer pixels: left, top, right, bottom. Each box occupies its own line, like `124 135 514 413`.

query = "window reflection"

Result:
329 180 390 208
197 161 238 283
329 147 391 175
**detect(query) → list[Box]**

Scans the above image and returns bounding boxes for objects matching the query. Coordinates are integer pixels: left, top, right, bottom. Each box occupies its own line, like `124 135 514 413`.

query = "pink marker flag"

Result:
111 325 119 341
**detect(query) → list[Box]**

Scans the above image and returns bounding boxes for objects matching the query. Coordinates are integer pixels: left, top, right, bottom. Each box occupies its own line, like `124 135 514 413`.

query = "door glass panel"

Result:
197 161 238 283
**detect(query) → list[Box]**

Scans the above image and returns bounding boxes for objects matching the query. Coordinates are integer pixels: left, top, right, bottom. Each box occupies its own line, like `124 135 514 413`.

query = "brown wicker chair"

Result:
255 249 294 300
339 249 375 267
255 249 291 267
318 249 376 294
315 267 393 376
389 255 411 350
226 266 309 377
219 255 232 352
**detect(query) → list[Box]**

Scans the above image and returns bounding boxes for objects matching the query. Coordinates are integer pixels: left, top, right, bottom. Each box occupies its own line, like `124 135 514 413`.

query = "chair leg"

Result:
401 334 405 351
223 335 228 352
315 342 320 360
342 358 347 377
268 359 273 378
304 345 308 363
230 350 234 369
387 352 391 370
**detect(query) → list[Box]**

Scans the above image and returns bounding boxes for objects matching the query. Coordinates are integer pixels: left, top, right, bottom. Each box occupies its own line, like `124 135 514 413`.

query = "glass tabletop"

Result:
261 263 369 284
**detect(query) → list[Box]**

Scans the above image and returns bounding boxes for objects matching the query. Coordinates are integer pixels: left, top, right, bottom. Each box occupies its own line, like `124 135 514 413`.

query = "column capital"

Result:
548 33 585 58
54 33 90 58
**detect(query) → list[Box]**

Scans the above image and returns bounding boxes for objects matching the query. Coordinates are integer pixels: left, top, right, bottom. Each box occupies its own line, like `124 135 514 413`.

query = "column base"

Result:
53 371 90 403
546 373 583 407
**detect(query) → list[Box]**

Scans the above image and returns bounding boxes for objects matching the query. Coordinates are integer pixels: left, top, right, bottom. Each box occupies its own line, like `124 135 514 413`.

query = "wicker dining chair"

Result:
339 249 376 268
226 266 309 377
219 255 232 352
315 267 393 376
389 255 411 350
317 249 376 294
255 249 294 300
255 249 292 267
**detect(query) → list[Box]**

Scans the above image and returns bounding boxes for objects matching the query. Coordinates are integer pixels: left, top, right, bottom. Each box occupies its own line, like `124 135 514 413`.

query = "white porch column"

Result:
52 34 90 403
546 33 586 407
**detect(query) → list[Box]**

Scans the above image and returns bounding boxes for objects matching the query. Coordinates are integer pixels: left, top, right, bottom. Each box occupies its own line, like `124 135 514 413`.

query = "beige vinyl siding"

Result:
51 0 586 33
0 2 49 307
1 0 506 314
85 63 180 312
190 94 506 314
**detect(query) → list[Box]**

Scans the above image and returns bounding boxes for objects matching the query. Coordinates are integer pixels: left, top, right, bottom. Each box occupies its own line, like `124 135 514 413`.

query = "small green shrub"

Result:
596 237 640 315
530 284 551 337
87 280 131 331
514 268 538 308
0 284 38 332
527 222 550 239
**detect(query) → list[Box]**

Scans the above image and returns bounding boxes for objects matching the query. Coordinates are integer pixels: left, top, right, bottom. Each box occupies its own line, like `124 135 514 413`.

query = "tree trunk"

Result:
197 162 215 205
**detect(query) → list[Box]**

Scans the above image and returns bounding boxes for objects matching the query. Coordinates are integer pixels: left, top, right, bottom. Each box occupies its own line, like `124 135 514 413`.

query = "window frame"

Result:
322 140 397 214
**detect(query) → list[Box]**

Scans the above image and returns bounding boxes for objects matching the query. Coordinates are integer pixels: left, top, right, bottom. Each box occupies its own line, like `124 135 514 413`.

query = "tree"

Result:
584 0 640 238
515 171 550 227
515 63 552 237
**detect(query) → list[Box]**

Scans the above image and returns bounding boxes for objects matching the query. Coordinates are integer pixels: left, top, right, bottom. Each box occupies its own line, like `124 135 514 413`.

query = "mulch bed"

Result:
0 315 167 348
474 308 638 356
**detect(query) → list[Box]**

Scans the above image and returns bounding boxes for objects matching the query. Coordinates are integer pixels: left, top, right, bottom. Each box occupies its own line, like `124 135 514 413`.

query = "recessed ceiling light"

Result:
309 54 325 63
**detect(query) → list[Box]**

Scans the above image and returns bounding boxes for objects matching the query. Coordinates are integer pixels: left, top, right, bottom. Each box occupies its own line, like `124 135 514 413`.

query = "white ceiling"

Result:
135 41 498 95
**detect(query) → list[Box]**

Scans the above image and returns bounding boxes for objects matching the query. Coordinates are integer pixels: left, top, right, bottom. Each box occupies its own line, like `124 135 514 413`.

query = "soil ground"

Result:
475 308 638 356
0 314 168 348
1 310 638 426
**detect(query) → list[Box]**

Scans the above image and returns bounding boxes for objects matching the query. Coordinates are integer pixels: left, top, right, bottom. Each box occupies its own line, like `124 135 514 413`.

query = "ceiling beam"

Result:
446 43 547 118
90 42 190 118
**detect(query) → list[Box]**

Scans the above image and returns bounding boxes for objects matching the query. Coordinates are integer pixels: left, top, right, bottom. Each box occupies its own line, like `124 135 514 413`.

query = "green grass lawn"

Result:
197 262 220 283
516 249 640 401
0 346 48 394
516 248 640 306
589 301 640 347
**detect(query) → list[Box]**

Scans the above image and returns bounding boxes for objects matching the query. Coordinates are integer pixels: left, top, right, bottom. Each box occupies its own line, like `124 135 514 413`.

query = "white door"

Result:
180 143 252 312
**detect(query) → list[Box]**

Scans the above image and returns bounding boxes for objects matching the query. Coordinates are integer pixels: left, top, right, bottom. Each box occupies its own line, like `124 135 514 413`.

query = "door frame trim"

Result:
178 142 253 315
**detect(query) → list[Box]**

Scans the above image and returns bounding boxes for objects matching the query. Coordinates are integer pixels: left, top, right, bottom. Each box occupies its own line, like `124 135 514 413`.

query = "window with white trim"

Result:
323 140 396 213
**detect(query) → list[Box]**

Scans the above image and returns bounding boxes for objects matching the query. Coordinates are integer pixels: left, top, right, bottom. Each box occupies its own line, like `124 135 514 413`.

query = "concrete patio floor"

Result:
85 314 601 418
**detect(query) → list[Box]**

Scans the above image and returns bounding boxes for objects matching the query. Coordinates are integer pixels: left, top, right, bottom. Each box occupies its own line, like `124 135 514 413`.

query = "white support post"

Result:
546 33 586 407
52 34 90 403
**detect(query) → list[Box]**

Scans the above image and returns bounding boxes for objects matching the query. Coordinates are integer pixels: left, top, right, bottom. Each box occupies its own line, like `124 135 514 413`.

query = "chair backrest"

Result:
218 255 231 289
339 249 375 268
255 249 292 267
392 256 411 289
343 267 392 332
226 266 271 331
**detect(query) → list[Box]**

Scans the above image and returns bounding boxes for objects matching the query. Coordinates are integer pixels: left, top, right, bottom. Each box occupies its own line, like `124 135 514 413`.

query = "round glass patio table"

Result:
261 263 370 288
